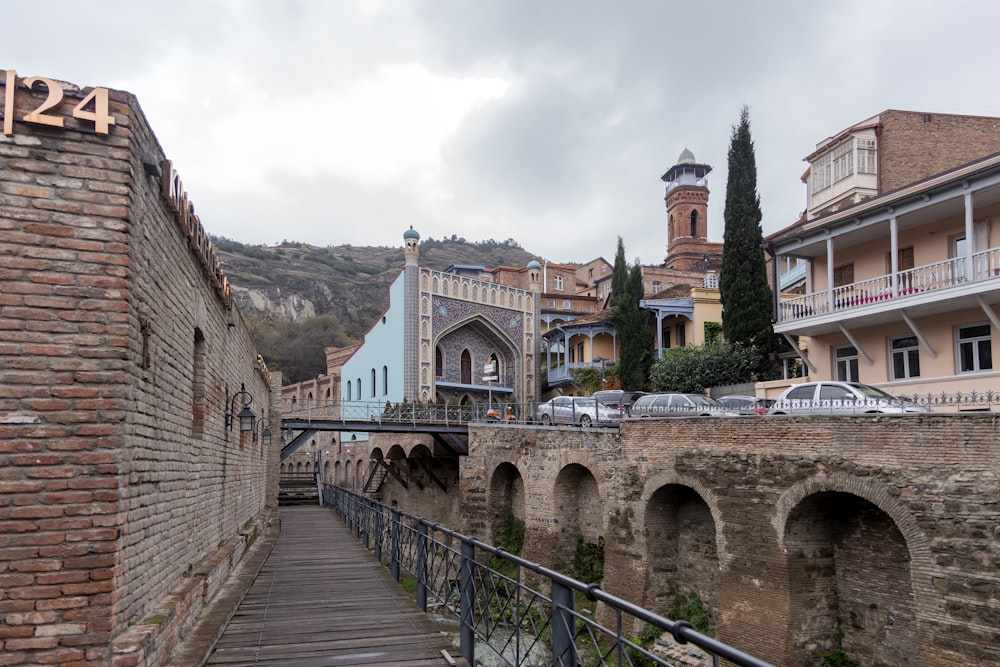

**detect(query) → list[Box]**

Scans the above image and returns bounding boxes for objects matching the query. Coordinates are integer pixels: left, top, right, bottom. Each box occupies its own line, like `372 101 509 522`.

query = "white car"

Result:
630 393 737 417
535 396 621 426
768 381 928 415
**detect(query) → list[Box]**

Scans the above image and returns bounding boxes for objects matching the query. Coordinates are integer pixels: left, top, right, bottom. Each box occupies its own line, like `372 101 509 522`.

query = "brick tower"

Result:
661 148 720 270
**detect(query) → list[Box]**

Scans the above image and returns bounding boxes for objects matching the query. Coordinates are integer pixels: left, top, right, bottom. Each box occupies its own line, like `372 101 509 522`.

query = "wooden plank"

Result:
206 505 468 667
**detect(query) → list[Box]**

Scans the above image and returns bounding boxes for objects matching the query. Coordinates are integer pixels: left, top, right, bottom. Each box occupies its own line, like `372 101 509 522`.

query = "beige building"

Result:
769 111 1000 404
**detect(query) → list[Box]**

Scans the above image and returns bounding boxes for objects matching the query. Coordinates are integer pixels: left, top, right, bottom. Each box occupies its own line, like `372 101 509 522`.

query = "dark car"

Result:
592 389 646 416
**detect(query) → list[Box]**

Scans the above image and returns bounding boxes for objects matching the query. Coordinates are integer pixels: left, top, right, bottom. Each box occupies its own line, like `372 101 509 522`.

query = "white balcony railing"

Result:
778 247 1000 323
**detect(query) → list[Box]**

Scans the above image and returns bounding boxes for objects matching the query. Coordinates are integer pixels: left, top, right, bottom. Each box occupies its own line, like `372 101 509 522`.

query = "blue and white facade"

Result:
339 228 542 409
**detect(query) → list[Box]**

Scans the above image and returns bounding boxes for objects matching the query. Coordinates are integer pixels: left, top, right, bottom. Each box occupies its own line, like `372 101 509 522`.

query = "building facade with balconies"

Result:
771 147 1000 401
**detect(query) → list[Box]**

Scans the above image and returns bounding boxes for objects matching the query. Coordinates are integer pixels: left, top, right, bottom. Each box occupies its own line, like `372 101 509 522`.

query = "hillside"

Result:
212 235 544 382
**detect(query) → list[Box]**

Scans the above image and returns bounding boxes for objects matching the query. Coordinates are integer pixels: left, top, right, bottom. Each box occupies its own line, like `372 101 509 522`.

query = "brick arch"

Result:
772 472 933 586
488 462 525 547
551 462 604 572
773 473 933 665
639 472 729 568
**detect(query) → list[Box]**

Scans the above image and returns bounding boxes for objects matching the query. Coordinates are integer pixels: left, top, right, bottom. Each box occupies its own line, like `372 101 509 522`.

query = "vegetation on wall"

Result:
572 535 604 585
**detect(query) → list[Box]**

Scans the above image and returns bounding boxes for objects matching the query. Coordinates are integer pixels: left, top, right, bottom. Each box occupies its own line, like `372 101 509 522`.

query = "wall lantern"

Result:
225 383 257 434
256 419 272 446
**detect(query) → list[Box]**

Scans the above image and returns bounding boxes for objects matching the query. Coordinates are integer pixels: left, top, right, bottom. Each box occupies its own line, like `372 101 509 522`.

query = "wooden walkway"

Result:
205 505 469 667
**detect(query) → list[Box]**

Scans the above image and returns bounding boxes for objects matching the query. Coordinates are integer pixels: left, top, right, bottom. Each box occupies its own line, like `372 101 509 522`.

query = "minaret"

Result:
661 148 713 270
403 226 420 401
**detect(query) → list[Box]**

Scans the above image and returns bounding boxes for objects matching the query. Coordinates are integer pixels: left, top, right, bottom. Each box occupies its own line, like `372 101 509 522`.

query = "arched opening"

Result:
460 349 472 385
436 347 444 377
690 209 699 237
552 463 602 578
644 485 718 630
784 492 915 665
489 463 525 552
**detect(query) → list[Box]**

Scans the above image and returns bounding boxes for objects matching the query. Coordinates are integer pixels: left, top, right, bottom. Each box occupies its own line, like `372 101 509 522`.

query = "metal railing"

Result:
323 485 774 667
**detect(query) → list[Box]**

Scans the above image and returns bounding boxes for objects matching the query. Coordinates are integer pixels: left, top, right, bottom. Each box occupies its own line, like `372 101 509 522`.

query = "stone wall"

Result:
432 415 999 666
0 72 277 666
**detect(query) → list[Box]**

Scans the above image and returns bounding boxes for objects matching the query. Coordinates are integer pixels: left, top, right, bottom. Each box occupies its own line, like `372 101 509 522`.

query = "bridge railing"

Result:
323 484 774 667
282 399 545 426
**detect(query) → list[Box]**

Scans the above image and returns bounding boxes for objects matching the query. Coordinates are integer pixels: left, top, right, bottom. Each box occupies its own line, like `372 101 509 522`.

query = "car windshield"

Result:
850 384 896 399
690 395 722 407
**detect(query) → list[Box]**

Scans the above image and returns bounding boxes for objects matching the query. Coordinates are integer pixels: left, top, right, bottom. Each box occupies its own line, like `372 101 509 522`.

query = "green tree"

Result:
720 106 773 351
246 314 354 384
649 341 763 393
610 238 652 390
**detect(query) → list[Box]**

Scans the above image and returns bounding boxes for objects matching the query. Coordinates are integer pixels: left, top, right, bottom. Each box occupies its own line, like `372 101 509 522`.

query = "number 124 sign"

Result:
2 69 116 137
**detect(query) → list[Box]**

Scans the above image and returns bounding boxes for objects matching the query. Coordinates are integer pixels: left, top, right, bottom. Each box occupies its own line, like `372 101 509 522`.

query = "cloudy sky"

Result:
7 1 1000 264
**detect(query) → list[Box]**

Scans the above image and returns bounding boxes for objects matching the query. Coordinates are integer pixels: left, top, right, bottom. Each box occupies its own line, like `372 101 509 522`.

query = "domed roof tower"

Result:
660 148 720 270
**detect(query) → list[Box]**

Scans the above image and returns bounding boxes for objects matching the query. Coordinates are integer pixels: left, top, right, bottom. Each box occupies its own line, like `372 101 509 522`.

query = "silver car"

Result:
536 396 621 426
768 381 929 415
630 393 736 417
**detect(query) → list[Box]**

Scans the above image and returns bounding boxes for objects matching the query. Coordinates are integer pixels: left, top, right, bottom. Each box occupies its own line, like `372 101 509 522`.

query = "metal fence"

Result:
322 484 774 667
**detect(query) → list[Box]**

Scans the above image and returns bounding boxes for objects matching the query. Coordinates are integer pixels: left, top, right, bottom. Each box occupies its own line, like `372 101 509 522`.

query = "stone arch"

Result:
323 460 331 483
552 462 603 573
344 460 353 488
643 483 719 627
334 460 342 483
489 462 525 547
433 313 521 397
774 474 926 666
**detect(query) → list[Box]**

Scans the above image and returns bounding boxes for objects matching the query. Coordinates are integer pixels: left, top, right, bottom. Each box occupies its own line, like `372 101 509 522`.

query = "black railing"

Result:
322 485 774 667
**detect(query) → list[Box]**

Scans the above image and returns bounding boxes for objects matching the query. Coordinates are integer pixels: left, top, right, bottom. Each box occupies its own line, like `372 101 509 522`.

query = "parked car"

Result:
717 395 775 415
768 381 929 415
630 393 736 417
535 396 621 426
592 389 646 416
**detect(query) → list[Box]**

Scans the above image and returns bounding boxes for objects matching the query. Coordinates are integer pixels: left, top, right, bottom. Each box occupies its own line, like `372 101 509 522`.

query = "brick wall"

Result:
0 73 277 665
441 415 999 666
880 110 1000 192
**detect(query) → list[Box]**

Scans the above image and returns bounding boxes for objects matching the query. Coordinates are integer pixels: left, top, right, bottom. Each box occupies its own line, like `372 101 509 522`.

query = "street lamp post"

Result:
592 356 607 390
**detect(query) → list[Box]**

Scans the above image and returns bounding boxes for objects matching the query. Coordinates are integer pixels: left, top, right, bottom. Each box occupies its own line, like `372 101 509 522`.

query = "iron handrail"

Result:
322 484 774 667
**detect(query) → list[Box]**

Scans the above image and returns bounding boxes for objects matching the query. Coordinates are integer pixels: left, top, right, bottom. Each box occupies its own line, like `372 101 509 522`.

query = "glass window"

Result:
813 154 831 193
835 346 859 382
958 324 992 372
833 141 853 182
833 263 854 288
676 323 686 347
890 336 920 380
562 299 571 309
856 138 876 174
554 275 564 291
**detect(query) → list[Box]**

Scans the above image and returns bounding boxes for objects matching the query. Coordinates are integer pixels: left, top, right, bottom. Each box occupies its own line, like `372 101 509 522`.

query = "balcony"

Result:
776 247 1000 335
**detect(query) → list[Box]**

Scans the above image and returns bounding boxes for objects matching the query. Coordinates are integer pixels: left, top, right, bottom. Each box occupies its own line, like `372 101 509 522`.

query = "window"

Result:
356 378 362 400
382 366 388 395
554 275 564 291
833 263 854 288
675 323 686 347
890 335 920 380
588 268 594 278
576 343 584 363
346 381 351 399
813 153 831 192
562 299 571 310
652 281 661 293
690 210 698 236
547 298 555 308
832 141 853 182
835 346 859 382
371 369 376 398
886 246 914 272
435 347 443 377
857 138 876 174
958 324 992 372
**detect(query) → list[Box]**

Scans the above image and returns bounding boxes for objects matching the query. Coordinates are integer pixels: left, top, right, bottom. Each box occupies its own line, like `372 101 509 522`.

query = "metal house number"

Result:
2 69 116 136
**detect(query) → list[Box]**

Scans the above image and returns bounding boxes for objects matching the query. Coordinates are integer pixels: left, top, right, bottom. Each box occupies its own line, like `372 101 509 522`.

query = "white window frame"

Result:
812 153 832 193
832 140 853 182
856 138 876 174
956 323 993 373
835 345 859 382
889 335 920 380
553 275 564 291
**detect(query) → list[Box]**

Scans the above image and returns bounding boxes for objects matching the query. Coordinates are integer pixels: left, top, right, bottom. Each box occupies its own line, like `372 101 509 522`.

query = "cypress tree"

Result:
720 106 773 348
610 238 651 390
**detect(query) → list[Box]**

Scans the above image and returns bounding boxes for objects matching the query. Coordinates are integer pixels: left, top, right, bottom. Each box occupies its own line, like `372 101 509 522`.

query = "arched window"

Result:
371 369 376 397
346 381 351 399
356 378 362 400
192 328 206 438
690 210 698 236
461 349 472 385
435 347 443 377
382 366 388 395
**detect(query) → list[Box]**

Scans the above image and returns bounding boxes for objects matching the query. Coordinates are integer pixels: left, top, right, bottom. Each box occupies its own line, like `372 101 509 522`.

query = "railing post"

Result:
390 508 401 582
362 499 371 549
550 579 576 666
373 506 383 563
416 522 428 612
459 539 476 665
